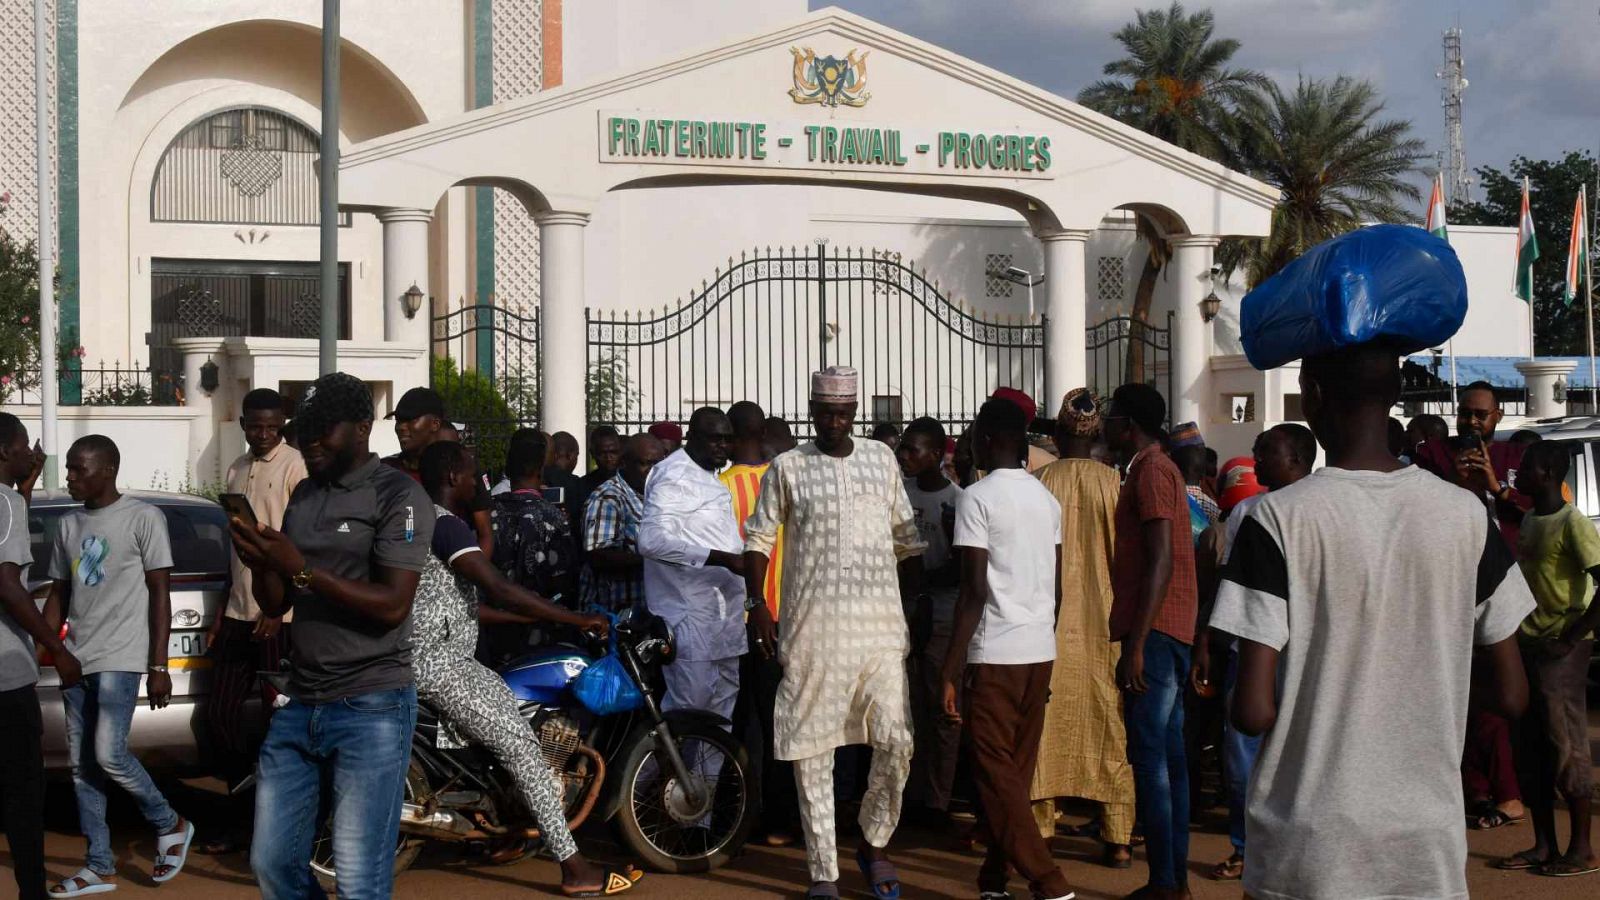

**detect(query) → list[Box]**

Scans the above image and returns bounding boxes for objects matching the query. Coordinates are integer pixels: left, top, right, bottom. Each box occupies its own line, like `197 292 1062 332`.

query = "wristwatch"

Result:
292 567 314 591
744 595 766 613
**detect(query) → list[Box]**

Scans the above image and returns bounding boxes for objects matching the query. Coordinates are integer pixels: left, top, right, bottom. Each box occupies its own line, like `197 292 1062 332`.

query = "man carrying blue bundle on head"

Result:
1208 225 1535 900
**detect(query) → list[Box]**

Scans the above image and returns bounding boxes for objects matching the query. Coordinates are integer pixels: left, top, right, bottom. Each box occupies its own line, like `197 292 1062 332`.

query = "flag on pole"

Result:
1516 176 1540 303
1565 184 1587 307
1425 173 1448 240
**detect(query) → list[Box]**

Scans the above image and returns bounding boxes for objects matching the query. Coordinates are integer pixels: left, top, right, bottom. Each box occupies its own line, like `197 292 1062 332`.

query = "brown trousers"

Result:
966 661 1071 898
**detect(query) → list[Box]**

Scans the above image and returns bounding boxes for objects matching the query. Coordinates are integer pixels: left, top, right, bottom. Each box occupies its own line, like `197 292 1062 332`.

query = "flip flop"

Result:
856 846 901 900
1536 859 1600 878
152 820 196 883
1493 850 1548 871
806 882 841 899
562 865 642 897
1472 809 1525 830
1210 853 1244 880
49 869 117 897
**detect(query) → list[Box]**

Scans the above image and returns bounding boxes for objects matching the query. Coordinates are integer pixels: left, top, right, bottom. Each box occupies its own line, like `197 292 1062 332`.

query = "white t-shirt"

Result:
1211 466 1533 900
952 468 1061 665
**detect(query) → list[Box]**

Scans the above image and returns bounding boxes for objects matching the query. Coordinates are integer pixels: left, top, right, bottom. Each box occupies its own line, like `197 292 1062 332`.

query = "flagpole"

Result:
1586 182 1596 412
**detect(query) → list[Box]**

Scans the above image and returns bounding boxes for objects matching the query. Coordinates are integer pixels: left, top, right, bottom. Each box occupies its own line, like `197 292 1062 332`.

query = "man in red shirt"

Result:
1104 383 1196 900
1411 381 1530 830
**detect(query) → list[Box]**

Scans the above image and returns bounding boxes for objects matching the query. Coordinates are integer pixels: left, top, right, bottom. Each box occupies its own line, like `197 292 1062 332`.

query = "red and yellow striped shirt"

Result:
721 462 783 617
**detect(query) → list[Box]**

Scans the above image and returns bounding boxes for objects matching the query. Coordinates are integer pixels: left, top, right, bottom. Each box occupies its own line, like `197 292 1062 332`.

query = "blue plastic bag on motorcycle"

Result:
1239 224 1467 370
571 614 646 715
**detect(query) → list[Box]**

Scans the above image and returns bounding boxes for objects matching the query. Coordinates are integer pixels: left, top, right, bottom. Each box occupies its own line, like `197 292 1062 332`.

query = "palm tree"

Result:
1078 2 1268 379
1219 76 1427 286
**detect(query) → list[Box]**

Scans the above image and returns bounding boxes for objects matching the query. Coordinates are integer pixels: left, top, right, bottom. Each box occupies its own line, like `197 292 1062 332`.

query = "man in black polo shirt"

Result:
230 372 435 900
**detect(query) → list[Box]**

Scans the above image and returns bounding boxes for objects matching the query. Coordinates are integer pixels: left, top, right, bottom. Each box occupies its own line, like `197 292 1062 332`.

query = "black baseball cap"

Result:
387 387 445 421
295 373 374 439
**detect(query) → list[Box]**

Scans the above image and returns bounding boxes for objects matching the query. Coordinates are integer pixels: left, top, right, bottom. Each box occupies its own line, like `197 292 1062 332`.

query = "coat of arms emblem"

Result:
788 47 870 108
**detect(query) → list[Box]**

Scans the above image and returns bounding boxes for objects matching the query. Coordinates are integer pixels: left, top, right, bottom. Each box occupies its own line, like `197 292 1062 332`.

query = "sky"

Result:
819 0 1600 207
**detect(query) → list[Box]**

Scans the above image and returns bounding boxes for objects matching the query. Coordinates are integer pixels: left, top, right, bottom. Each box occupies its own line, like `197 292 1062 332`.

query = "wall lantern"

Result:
1200 290 1222 323
401 282 425 320
199 357 220 394
1554 376 1568 404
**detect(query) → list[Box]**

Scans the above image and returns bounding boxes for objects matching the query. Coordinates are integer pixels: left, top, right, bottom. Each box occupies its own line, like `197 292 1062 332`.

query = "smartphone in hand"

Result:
218 493 259 528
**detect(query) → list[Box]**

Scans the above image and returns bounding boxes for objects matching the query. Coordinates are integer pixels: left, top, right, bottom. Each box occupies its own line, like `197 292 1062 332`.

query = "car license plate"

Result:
169 631 207 659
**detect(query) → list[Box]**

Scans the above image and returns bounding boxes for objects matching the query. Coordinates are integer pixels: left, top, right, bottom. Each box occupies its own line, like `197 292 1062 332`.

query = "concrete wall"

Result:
2 407 205 492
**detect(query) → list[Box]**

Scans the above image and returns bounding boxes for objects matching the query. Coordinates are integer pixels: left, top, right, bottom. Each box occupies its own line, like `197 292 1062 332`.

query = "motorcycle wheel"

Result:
612 719 754 873
309 759 428 892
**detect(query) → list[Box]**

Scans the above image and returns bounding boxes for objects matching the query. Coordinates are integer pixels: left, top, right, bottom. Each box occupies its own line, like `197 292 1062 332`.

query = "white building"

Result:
0 0 1539 486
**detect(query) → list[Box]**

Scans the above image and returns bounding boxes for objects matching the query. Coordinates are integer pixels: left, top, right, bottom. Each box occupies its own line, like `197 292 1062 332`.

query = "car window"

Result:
27 501 231 581
27 506 64 583
163 504 231 575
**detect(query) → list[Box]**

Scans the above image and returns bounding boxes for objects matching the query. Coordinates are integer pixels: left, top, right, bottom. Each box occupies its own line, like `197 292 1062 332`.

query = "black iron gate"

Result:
1086 312 1173 423
430 304 540 474
585 244 1046 436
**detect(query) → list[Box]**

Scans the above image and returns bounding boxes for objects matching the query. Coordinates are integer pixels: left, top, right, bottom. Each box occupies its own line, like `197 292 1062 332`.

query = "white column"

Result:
1516 359 1577 418
537 211 590 458
377 208 433 346
1169 236 1219 428
173 337 230 487
1039 229 1092 411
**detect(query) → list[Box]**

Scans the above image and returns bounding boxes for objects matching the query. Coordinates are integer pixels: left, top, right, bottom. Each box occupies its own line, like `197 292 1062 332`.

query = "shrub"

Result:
431 356 518 476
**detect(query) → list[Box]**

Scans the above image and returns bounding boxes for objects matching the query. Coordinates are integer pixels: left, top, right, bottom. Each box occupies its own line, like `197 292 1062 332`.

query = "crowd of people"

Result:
0 345 1593 899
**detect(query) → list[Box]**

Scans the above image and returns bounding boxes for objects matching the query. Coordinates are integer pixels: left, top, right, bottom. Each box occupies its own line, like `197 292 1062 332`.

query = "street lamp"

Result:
997 264 1045 317
400 282 424 320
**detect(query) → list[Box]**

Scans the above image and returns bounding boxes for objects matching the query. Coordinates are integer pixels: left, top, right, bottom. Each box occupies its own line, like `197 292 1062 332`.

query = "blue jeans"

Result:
251 686 417 900
1222 645 1262 854
63 671 182 875
1124 631 1191 889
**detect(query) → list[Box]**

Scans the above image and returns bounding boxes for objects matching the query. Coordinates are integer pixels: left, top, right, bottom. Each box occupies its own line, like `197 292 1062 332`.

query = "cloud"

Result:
822 0 1578 181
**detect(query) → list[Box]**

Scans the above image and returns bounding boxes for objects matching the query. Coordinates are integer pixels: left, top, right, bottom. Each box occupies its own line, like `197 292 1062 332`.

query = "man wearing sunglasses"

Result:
1412 380 1534 834
1413 381 1531 552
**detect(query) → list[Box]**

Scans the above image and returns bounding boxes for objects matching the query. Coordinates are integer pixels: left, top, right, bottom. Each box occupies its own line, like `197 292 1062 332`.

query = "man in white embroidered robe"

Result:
744 367 925 898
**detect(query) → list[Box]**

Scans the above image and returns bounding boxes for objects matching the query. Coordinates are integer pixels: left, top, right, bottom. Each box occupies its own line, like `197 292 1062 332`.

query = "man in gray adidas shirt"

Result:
1212 342 1532 900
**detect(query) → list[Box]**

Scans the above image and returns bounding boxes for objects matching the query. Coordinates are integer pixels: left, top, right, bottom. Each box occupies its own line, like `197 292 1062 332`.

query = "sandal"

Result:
152 820 196 883
1536 858 1600 878
49 869 117 897
1493 850 1548 871
562 864 643 897
806 882 842 899
856 846 902 900
1210 852 1244 880
1472 808 1525 830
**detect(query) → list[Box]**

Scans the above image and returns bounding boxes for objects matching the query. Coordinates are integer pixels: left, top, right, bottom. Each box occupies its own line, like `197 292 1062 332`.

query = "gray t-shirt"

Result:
1211 467 1533 900
904 477 962 631
0 485 38 691
281 454 434 703
49 495 173 675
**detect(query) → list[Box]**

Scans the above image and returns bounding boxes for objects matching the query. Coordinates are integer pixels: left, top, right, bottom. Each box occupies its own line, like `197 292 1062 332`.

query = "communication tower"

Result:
1436 28 1471 204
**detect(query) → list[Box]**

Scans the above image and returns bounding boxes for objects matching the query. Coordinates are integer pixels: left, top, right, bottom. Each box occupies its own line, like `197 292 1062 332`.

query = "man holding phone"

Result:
1414 381 1531 551
199 388 305 856
1413 380 1534 833
231 372 434 899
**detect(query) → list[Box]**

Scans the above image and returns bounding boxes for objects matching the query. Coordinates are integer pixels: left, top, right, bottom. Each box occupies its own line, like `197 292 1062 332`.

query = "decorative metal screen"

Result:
151 107 348 226
149 258 350 372
1097 256 1126 303
985 253 1014 298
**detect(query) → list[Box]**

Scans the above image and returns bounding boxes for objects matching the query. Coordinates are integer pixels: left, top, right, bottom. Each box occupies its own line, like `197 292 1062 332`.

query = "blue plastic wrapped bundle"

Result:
1240 224 1468 370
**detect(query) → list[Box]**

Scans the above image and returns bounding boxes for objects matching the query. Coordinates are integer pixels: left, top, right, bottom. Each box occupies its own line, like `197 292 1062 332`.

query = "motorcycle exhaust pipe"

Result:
399 803 480 838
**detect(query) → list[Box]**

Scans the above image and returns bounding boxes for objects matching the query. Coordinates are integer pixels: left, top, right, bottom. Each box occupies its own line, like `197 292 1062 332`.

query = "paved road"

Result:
8 781 1597 898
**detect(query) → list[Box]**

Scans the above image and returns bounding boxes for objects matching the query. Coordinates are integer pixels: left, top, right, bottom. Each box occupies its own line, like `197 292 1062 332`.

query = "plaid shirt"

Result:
582 472 645 610
1109 444 1199 645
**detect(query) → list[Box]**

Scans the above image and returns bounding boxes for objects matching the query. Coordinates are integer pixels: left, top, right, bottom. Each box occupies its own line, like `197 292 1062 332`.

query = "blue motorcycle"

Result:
305 608 754 888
